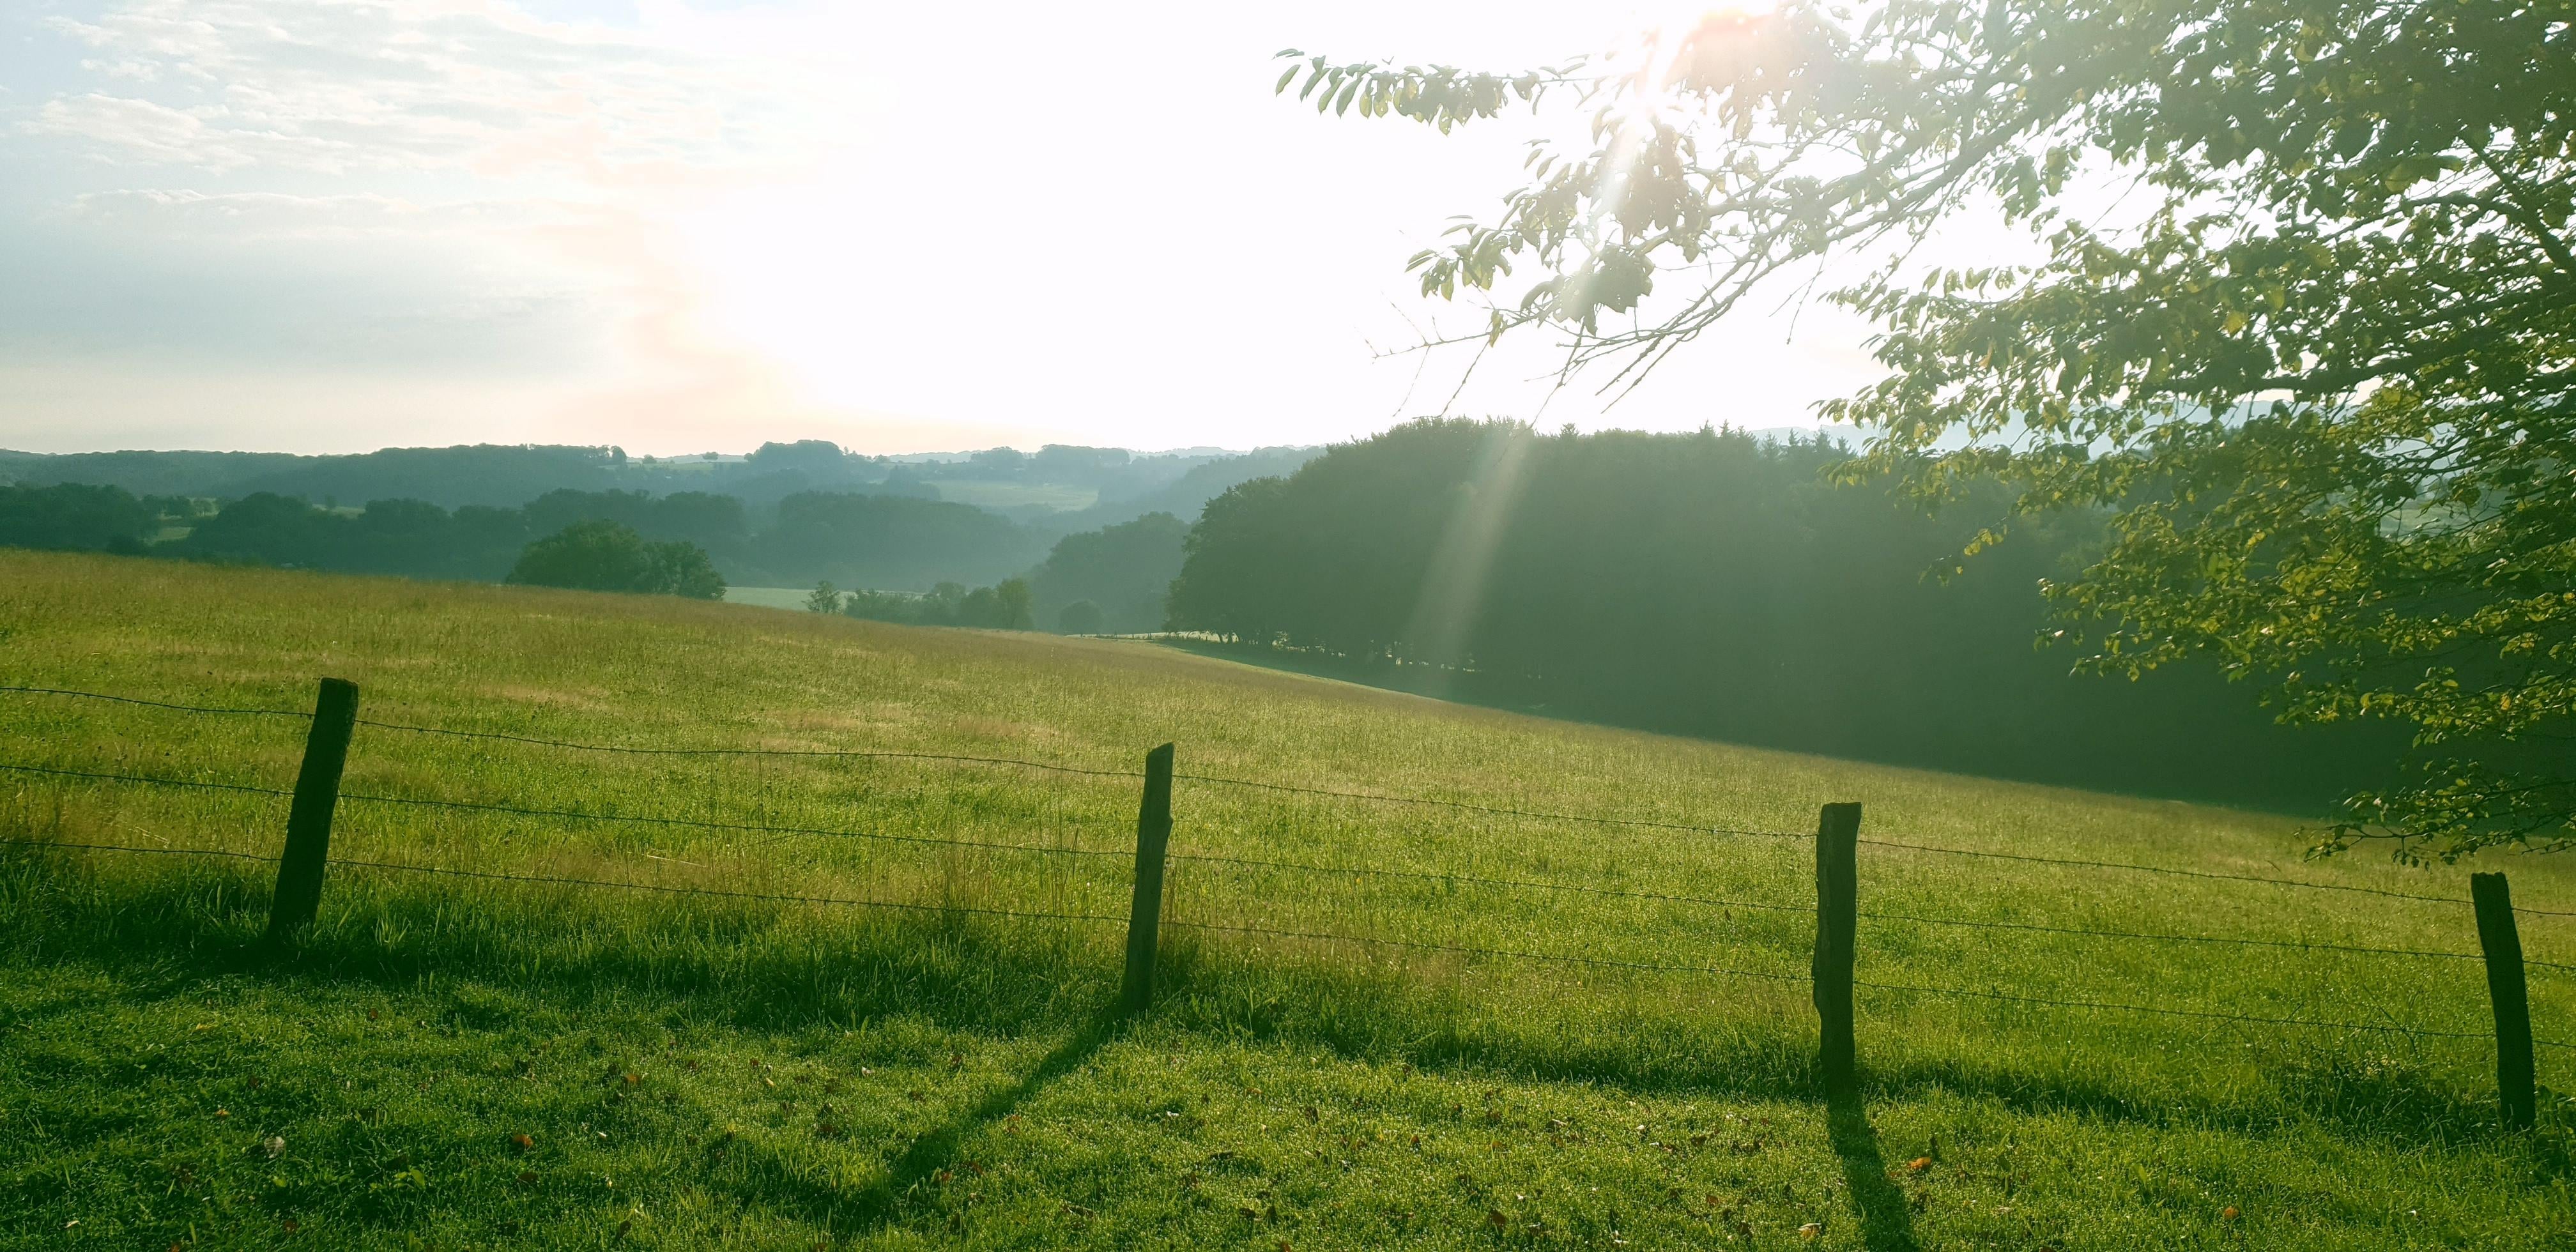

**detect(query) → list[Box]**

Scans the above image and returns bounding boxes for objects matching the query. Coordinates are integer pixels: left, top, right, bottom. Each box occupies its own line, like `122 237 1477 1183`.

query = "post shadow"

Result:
837 1011 1121 1234
1827 1088 1922 1252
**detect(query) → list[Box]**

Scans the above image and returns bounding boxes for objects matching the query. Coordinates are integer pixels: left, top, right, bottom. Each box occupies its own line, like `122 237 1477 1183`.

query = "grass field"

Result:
2 548 2572 1250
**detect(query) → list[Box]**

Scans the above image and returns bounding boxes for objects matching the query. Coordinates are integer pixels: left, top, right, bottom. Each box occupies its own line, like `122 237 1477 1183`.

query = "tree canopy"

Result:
1169 419 2400 810
506 521 724 600
1286 0 2575 859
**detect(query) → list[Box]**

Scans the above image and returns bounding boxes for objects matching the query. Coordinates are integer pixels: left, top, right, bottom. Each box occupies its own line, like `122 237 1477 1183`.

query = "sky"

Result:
0 0 1885 457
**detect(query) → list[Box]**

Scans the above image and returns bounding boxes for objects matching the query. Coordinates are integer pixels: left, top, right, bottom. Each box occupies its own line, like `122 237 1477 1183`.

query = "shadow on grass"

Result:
1827 1088 1921 1252
693 1014 1120 1241
3 846 2557 1168
843 1014 1117 1233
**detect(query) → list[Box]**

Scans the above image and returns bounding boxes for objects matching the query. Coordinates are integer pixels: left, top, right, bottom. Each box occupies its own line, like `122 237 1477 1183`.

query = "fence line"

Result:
328 857 1126 926
1176 771 1801 839
1856 908 2576 969
10 675 2576 1123
0 836 278 864
1860 836 2480 906
356 719 1144 777
12 756 2568 973
332 790 1130 860
1 761 294 798
10 832 2572 1057
0 685 310 719
1167 846 1820 915
1853 975 2575 1048
1160 917 1811 984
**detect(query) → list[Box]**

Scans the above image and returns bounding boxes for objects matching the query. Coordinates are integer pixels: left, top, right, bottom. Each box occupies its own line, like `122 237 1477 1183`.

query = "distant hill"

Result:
1039 446 1320 536
0 441 1305 526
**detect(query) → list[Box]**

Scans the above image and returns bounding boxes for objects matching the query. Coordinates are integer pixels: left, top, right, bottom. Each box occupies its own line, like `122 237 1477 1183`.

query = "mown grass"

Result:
1 547 2572 1249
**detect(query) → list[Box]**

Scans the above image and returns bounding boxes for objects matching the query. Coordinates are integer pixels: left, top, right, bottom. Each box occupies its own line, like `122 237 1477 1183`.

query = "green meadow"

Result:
2 548 2570 1249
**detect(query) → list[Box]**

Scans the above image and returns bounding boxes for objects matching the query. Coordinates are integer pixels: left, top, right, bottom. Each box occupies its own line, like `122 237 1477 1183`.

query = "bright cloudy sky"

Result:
0 0 1883 456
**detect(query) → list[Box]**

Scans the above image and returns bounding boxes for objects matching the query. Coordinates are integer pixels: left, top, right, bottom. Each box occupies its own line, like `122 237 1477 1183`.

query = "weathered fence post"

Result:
1813 802 1862 1094
1121 742 1176 1014
265 677 359 943
2470 871 2536 1130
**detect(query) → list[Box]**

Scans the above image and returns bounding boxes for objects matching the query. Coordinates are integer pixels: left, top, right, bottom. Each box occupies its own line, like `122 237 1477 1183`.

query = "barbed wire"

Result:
1176 772 1805 839
1859 837 2480 906
327 857 1125 926
0 761 292 797
1162 918 1811 984
14 836 2568 1053
1853 975 2575 1048
353 719 1142 778
0 836 277 864
1853 908 2576 969
332 790 1131 862
0 685 310 719
1166 847 1818 915
15 758 2572 976
0 761 1123 862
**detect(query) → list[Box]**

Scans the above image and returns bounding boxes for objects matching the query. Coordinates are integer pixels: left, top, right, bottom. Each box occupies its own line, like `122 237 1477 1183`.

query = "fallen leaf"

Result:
512 1134 534 1151
215 1108 230 1118
1907 1156 1932 1172
262 1136 286 1159
2222 1206 2241 1221
1799 1222 1823 1239
623 1073 641 1085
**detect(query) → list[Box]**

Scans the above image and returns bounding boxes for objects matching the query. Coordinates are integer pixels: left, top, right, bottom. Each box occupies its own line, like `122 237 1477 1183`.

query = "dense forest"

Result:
1167 420 2405 809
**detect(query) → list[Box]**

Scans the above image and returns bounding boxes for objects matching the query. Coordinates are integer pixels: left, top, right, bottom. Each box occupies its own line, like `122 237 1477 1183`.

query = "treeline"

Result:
0 477 1190 630
0 440 1314 531
1168 419 2405 810
0 481 1043 590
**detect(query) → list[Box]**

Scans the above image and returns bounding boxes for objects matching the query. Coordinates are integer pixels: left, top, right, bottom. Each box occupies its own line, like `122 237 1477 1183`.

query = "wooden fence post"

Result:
2470 871 2536 1130
1121 743 1176 1014
265 677 359 943
1813 802 1862 1094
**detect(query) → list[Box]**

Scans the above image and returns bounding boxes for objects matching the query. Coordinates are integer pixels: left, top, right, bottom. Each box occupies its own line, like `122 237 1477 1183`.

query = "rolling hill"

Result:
1 549 2569 1249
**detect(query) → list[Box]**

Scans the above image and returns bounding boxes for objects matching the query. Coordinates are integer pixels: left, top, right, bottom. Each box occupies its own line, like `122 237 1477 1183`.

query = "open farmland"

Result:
1 548 2571 1249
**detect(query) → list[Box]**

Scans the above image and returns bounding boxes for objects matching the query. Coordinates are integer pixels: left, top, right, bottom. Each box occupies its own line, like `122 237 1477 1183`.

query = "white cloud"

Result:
23 1 816 181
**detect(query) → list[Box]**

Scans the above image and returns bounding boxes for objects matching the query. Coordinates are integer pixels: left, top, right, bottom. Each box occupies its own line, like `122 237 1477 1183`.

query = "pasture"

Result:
1 548 2570 1249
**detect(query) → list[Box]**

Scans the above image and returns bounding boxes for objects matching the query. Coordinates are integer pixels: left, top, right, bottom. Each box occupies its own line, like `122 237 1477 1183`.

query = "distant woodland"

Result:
2 427 2410 808
1165 420 2408 809
0 441 1303 618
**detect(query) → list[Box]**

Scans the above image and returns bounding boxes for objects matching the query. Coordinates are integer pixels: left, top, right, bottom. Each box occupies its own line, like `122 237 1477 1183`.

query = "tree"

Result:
647 539 726 600
805 581 843 613
1285 1 2575 860
507 520 724 599
1057 600 1107 635
0 482 158 551
1025 512 1189 634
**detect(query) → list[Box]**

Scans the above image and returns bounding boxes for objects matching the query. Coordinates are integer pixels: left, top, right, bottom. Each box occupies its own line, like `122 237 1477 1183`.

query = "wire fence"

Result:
6 680 2573 1102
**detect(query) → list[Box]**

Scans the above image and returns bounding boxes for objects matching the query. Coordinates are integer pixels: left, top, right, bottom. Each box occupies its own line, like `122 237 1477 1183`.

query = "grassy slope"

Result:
1 548 2570 1250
